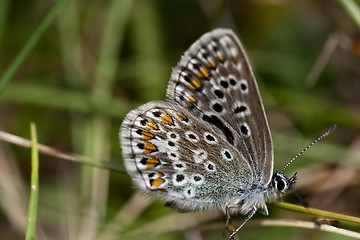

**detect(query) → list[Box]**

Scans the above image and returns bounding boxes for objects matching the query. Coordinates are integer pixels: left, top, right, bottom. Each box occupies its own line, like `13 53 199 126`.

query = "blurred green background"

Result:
0 0 359 239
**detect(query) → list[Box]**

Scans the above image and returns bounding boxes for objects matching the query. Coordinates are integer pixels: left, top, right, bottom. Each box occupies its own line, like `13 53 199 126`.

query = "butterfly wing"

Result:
166 29 273 185
120 101 254 212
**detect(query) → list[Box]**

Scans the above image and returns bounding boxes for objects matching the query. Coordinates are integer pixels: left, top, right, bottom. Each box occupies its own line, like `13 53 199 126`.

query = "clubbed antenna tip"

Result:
280 124 337 173
323 124 337 137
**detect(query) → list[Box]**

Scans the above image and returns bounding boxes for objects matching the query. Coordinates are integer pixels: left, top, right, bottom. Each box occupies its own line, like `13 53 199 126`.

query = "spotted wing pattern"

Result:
167 29 273 184
120 102 253 211
120 29 274 213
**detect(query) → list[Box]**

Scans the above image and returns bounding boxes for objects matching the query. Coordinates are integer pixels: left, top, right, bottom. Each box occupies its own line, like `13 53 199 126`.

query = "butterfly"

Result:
120 28 334 238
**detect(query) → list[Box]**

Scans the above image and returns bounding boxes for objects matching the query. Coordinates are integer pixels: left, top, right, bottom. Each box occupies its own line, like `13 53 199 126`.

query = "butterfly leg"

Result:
228 207 257 239
225 205 231 228
223 205 239 239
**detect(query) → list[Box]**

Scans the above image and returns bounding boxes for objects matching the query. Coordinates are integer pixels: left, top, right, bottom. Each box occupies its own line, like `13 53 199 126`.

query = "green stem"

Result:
272 202 360 225
25 123 39 240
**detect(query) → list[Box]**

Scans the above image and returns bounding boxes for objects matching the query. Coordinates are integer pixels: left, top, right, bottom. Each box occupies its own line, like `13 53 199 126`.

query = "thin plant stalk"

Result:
25 123 39 240
272 202 360 225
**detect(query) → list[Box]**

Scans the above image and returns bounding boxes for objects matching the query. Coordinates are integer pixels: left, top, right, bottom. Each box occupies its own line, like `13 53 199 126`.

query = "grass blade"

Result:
0 0 68 96
25 123 39 240
338 0 360 29
272 202 360 225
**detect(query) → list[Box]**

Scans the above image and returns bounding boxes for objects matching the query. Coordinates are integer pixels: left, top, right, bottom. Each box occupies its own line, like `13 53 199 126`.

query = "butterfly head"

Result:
272 171 297 194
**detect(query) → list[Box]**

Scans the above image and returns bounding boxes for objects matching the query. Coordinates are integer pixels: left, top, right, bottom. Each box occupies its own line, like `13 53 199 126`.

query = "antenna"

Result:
280 124 337 173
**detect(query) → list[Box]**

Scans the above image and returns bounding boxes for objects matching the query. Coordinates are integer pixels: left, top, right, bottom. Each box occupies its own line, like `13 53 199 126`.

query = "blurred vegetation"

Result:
0 0 359 239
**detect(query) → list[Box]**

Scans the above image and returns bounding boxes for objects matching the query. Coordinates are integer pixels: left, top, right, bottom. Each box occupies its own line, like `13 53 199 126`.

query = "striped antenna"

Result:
280 124 337 173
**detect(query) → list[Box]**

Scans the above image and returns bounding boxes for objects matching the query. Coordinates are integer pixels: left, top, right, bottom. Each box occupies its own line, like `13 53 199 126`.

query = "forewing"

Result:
166 29 273 184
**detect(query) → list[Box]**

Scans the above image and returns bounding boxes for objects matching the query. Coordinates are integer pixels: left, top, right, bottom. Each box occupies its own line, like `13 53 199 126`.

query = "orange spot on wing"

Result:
146 121 158 130
152 178 165 187
151 172 165 187
188 96 196 102
177 114 188 122
146 158 160 168
190 79 202 90
162 114 174 126
206 60 216 68
142 131 154 140
144 142 157 153
197 68 209 78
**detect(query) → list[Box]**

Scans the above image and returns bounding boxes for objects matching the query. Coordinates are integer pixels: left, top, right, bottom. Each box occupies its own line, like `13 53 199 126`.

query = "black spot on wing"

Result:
202 114 234 145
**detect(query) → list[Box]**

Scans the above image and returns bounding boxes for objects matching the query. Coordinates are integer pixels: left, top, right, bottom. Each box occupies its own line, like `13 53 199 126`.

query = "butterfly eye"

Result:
276 178 286 191
274 172 288 192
